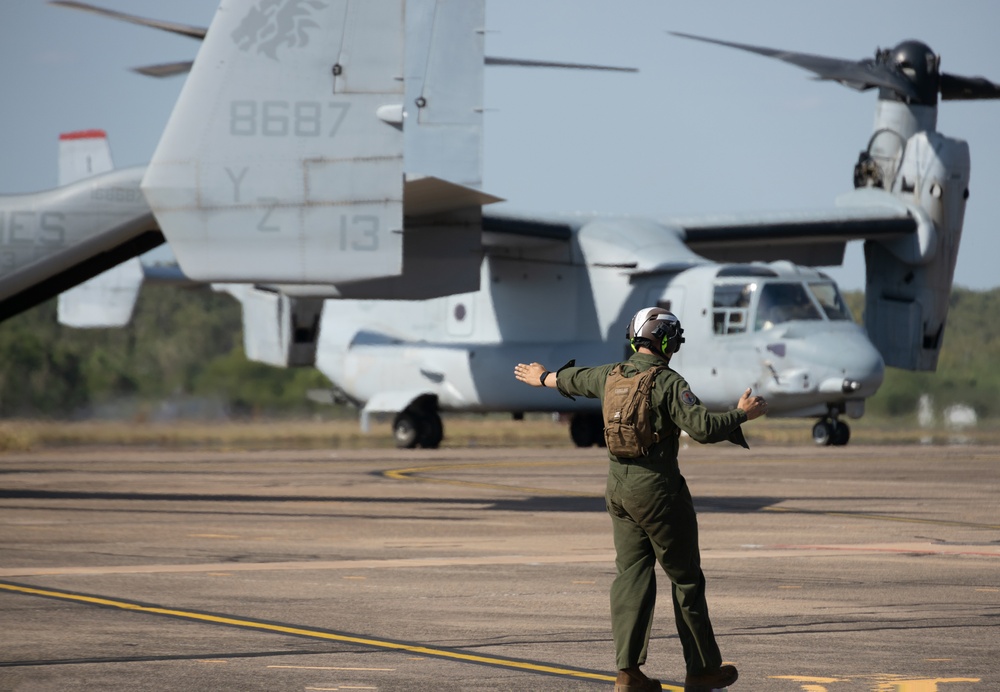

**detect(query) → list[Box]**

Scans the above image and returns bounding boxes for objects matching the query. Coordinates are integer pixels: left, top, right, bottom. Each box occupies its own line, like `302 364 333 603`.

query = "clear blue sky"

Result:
2 0 998 290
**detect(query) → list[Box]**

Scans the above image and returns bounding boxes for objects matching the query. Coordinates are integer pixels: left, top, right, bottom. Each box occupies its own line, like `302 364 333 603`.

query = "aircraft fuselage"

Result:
315 241 884 425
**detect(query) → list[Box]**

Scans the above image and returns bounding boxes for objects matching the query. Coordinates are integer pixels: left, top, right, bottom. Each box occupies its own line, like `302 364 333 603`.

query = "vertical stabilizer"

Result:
56 130 146 327
403 0 484 188
58 255 145 327
58 129 114 185
217 284 323 367
142 0 406 285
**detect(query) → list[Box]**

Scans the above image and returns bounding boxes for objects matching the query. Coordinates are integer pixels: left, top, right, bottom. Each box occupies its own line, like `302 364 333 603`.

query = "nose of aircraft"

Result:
761 323 885 404
816 330 885 398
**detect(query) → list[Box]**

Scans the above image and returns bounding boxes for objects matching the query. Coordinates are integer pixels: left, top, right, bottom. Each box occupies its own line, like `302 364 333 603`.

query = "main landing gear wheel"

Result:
392 398 444 449
812 418 850 447
570 412 606 448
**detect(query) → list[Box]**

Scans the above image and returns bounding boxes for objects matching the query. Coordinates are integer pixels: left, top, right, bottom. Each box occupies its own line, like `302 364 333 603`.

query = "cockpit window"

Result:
754 282 822 331
808 281 853 321
713 282 754 335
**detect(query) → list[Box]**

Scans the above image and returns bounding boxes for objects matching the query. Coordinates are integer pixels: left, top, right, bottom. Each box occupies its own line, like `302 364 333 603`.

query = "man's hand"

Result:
514 362 550 387
737 387 768 420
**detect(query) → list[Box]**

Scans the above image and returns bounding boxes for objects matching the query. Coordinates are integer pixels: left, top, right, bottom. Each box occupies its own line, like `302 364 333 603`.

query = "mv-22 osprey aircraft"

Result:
4 0 999 447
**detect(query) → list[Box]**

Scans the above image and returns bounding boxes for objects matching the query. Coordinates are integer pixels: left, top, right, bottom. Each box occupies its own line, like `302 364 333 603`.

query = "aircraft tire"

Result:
570 412 604 448
830 420 850 446
812 420 833 446
418 413 444 449
392 411 420 449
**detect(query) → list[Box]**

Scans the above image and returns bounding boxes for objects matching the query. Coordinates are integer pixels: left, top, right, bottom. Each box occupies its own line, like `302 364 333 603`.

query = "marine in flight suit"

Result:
514 307 767 692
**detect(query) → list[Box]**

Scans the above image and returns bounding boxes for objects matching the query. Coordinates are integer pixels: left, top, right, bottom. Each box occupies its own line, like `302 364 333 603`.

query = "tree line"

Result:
0 285 997 419
0 286 329 419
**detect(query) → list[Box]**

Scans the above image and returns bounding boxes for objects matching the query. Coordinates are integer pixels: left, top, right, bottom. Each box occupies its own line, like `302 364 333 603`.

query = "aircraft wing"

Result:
668 204 917 266
483 188 919 269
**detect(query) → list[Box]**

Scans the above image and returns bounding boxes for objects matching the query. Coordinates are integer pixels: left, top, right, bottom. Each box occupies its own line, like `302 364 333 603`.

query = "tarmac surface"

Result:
0 443 997 691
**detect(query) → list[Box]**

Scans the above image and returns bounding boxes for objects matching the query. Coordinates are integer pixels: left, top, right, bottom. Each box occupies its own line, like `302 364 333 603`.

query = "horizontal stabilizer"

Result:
0 166 162 323
0 225 162 323
404 176 503 217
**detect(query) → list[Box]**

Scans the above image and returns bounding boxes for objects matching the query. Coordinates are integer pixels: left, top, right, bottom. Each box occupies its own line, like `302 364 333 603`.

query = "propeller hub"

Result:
879 40 940 106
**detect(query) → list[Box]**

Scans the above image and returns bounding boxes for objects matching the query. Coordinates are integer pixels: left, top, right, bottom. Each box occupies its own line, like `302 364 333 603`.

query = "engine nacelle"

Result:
862 130 970 371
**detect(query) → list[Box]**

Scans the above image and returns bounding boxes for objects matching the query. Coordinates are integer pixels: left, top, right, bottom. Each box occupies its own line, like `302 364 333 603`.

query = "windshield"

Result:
754 282 822 330
808 281 853 321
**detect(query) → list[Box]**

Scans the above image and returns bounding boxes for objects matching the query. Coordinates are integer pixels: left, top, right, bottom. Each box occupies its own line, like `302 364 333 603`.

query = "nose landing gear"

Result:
812 415 850 446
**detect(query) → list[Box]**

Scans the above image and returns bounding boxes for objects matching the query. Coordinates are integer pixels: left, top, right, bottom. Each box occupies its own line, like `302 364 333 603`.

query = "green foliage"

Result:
193 347 333 416
0 286 332 418
1 284 997 421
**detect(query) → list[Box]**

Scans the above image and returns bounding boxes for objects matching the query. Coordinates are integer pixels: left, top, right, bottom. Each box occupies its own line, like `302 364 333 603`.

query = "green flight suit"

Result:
555 352 747 674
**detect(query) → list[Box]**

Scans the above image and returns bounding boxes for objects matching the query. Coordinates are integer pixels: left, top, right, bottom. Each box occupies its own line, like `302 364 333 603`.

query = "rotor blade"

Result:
669 31 921 100
132 61 195 78
49 0 207 40
486 56 637 73
940 72 1000 100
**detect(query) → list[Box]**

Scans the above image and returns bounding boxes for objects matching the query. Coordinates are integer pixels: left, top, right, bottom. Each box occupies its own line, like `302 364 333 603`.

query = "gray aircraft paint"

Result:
7 1 992 446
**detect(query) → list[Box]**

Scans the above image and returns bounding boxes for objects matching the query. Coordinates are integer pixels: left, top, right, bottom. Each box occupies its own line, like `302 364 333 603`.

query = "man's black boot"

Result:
684 664 738 691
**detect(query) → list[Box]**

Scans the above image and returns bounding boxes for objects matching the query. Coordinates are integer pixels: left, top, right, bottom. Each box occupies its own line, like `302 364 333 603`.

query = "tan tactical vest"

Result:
602 364 665 458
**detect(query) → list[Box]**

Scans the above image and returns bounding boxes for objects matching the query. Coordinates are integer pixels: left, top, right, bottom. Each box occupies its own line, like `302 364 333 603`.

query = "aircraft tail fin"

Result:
57 257 145 327
55 130 146 327
58 129 114 185
142 0 491 293
216 285 323 368
143 0 407 285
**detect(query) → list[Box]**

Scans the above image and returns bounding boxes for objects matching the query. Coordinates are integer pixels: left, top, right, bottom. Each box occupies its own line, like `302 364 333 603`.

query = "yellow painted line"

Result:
873 680 980 691
771 675 981 690
0 581 632 687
